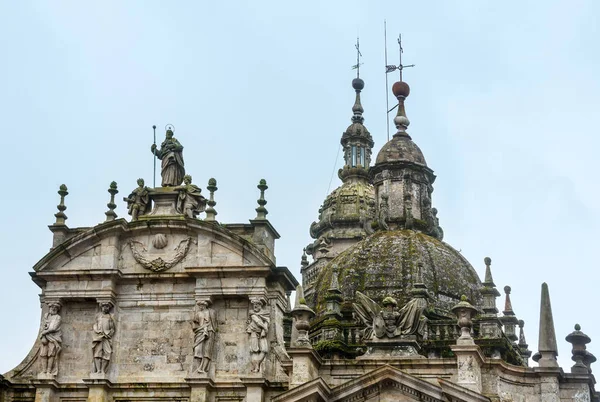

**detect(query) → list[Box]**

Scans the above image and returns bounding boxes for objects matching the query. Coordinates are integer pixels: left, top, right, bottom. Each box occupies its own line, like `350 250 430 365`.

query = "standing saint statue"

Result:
192 300 217 373
92 302 116 374
151 129 185 187
246 298 270 373
123 178 151 221
175 175 206 218
40 301 62 376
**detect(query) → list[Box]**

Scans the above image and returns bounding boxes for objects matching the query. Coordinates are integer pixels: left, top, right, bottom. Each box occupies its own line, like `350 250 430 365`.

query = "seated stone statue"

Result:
354 291 427 341
123 178 151 221
175 175 206 218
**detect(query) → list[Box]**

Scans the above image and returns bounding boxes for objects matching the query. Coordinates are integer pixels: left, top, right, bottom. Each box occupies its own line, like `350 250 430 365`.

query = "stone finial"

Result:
300 248 308 272
325 265 343 319
292 285 316 347
205 178 218 222
483 257 495 286
501 285 519 343
503 286 514 315
255 179 268 220
54 184 69 225
518 319 532 365
452 296 478 345
479 257 501 344
534 282 558 367
392 81 410 133
104 181 118 222
566 324 593 374
351 77 365 124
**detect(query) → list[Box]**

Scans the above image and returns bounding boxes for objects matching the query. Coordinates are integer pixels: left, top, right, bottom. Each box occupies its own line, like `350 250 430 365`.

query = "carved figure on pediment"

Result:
353 291 427 341
151 129 185 187
40 301 62 376
192 300 217 373
123 178 151 221
175 175 206 218
246 298 270 373
92 302 116 374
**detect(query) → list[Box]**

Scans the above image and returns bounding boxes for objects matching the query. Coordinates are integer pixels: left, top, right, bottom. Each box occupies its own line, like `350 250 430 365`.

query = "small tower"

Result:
369 80 440 236
304 70 376 303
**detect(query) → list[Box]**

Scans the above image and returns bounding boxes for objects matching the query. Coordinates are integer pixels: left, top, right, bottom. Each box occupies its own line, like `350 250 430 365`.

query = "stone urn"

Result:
292 303 315 347
451 295 479 345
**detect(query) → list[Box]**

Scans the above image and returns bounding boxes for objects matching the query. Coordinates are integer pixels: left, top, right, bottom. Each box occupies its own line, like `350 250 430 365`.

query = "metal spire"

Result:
385 34 415 80
384 27 415 140
352 37 363 78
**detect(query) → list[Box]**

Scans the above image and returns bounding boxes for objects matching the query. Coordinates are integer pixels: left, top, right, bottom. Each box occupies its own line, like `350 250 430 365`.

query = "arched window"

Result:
351 146 357 167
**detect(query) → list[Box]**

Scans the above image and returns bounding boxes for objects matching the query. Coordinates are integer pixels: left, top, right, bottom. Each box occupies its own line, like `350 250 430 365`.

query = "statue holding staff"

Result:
151 128 185 187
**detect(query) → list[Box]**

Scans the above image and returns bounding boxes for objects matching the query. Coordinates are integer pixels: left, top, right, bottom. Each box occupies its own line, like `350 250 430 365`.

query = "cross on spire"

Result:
352 37 363 78
385 33 415 81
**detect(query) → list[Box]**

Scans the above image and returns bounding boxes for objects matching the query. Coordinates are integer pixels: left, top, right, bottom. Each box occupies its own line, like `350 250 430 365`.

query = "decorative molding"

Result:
129 237 194 272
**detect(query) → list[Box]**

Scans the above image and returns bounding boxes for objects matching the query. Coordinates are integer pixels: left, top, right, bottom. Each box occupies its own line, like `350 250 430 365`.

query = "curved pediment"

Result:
33 218 274 277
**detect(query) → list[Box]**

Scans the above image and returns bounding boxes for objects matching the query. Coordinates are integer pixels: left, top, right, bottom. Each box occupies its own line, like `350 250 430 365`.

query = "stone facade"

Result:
1 79 599 402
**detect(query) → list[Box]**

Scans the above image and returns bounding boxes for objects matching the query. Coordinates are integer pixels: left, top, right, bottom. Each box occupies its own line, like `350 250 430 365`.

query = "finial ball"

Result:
575 324 581 331
484 257 491 265
518 319 524 327
352 78 364 91
392 81 410 98
504 285 511 294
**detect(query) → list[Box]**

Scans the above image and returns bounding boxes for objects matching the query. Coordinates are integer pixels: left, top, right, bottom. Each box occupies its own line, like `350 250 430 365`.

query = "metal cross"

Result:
352 37 363 78
385 33 414 81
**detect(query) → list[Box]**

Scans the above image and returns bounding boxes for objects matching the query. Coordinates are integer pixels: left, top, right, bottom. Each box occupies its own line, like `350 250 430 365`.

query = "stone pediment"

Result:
272 365 491 402
33 218 274 276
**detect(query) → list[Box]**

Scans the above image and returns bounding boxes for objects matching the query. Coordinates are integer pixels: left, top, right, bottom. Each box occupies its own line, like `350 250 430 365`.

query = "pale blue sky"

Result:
1 1 599 372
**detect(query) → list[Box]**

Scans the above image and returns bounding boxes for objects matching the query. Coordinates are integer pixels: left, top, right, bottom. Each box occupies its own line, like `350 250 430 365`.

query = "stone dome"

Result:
375 133 427 166
312 230 482 315
341 122 373 146
309 180 375 240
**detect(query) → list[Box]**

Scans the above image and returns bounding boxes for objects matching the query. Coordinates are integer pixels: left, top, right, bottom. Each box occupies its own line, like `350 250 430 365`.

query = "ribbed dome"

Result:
312 230 482 314
375 134 427 166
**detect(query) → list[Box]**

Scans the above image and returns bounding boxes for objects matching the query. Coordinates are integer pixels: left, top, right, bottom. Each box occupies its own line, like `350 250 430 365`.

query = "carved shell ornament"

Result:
152 233 168 249
128 237 194 272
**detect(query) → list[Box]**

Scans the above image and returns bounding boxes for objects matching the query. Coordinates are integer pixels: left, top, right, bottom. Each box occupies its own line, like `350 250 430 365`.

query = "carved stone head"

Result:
137 178 145 187
183 175 192 185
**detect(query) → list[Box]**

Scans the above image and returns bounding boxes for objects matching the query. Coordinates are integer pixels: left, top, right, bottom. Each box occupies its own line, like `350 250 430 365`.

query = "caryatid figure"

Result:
92 302 116 374
40 301 62 376
192 300 217 373
151 128 185 187
246 298 270 373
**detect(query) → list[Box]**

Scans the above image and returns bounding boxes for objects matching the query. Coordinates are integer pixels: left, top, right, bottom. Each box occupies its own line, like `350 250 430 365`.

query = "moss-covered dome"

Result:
375 133 427 166
312 230 482 315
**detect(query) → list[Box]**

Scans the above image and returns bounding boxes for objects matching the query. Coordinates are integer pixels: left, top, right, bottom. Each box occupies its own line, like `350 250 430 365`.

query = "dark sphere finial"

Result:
352 78 365 91
504 285 511 294
484 256 491 266
575 323 582 331
392 81 410 98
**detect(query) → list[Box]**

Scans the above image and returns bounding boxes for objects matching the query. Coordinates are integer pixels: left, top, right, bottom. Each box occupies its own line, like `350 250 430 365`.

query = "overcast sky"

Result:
1 1 599 373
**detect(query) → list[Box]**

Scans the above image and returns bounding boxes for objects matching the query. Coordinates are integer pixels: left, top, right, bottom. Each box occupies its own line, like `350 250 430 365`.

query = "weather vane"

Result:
384 23 416 141
385 34 415 81
352 37 363 78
